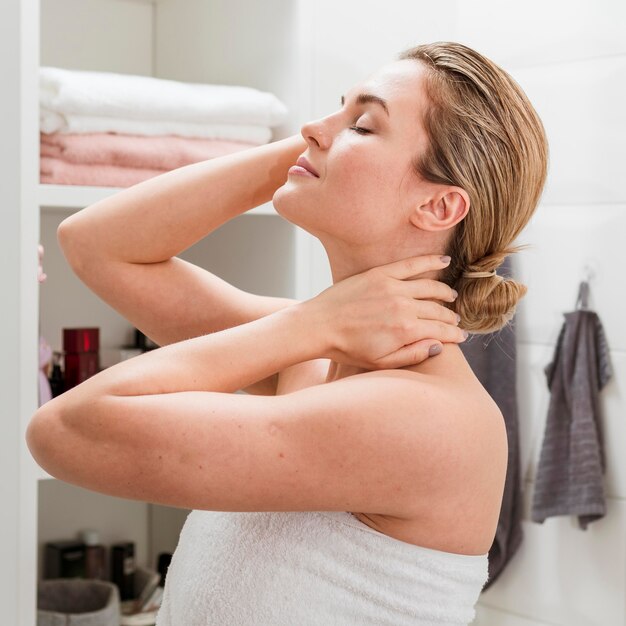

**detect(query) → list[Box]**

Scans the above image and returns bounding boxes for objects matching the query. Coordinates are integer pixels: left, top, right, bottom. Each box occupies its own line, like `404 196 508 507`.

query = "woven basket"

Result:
37 579 120 626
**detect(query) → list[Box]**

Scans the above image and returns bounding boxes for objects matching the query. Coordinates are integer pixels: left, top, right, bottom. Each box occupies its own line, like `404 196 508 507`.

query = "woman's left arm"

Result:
26 254 467 511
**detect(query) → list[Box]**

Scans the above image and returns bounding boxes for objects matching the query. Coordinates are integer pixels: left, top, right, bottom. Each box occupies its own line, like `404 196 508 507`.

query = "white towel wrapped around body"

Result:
40 66 289 127
155 509 489 626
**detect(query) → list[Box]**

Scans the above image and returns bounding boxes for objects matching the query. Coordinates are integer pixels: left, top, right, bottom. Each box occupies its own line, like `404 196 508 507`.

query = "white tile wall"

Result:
515 343 555 485
511 57 626 206
477 487 626 625
453 4 626 625
482 341 626 624
456 0 626 69
513 204 626 351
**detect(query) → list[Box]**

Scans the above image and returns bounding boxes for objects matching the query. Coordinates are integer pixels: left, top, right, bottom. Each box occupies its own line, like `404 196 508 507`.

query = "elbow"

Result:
26 398 78 480
57 218 81 265
26 404 60 475
57 218 94 272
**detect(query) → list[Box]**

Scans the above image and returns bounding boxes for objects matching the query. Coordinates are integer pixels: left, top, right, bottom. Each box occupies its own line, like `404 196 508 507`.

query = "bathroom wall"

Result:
457 2 626 625
309 2 626 624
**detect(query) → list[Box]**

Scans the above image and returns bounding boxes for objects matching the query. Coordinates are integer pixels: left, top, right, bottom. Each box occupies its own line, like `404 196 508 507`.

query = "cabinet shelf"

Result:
39 184 278 215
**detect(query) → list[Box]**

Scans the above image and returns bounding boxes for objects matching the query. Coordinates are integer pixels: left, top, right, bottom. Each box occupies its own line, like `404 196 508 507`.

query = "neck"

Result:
320 232 445 284
320 236 450 384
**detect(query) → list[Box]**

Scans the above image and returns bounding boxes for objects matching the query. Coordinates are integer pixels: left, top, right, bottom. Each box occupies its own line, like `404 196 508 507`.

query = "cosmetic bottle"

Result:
63 327 100 390
44 540 86 579
111 542 136 601
48 351 65 397
80 529 106 580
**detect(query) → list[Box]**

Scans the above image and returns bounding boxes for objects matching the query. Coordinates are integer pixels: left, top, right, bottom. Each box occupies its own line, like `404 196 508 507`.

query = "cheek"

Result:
328 146 399 210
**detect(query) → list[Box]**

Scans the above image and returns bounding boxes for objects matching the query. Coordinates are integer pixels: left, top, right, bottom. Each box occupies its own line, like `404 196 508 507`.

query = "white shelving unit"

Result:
3 0 330 623
4 1 433 622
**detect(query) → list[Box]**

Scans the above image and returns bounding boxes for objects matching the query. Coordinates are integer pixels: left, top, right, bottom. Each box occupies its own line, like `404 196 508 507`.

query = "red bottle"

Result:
63 328 100 390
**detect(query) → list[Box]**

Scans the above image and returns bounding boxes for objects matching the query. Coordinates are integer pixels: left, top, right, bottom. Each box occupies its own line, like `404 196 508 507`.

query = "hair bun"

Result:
455 274 526 334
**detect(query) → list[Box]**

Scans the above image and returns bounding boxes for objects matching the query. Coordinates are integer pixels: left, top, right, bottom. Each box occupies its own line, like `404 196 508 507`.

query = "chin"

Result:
272 184 310 231
272 184 337 242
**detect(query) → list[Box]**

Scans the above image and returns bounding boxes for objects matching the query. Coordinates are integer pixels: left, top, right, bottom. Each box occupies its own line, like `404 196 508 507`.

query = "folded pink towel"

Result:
41 156 166 187
40 132 256 171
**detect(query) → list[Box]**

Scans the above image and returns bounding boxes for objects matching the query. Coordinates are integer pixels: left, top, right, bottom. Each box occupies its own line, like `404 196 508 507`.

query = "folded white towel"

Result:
40 66 289 127
156 510 489 626
40 109 272 144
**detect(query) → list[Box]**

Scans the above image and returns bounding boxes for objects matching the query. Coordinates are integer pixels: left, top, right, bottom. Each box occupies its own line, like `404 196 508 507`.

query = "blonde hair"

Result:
398 42 549 334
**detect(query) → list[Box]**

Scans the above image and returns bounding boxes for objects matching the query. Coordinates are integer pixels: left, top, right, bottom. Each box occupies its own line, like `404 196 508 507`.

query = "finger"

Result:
413 300 461 326
375 339 443 369
403 279 458 304
409 319 468 345
379 254 451 280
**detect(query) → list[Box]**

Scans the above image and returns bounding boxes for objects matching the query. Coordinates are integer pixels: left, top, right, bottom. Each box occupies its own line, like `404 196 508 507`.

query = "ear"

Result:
409 187 470 232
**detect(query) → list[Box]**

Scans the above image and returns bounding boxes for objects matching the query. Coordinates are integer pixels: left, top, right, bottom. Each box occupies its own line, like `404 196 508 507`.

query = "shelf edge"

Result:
38 184 278 215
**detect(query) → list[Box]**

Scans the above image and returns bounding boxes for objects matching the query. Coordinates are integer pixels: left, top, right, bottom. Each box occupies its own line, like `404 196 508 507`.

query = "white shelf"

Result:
38 184 278 215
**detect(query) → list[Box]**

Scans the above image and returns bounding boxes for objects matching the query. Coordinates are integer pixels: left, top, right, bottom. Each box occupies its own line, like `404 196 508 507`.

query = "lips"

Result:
296 156 319 177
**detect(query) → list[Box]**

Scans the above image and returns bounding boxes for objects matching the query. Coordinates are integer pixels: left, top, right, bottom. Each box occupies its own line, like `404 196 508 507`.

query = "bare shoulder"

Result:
272 345 508 555
357 347 509 553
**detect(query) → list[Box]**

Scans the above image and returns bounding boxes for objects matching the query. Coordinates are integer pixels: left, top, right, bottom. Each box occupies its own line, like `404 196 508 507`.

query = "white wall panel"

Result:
40 0 153 75
511 57 626 206
517 343 626 499
478 486 626 625
515 343 554 485
311 0 458 118
455 0 626 69
513 204 626 350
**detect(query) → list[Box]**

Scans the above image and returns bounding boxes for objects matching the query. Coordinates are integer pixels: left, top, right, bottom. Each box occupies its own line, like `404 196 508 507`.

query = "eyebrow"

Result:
341 92 390 117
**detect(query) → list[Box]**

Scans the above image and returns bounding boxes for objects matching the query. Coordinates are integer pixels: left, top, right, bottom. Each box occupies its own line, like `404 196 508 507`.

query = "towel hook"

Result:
582 264 594 284
581 259 600 285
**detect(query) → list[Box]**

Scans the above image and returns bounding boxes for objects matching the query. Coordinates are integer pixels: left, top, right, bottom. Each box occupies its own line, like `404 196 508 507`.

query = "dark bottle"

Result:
44 540 86 579
80 529 106 580
111 542 136 601
48 351 65 397
157 552 173 587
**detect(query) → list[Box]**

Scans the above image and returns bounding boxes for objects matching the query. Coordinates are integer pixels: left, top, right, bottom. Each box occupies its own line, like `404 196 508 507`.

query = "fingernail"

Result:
462 330 469 340
451 289 458 299
429 344 442 356
456 313 461 324
440 255 451 264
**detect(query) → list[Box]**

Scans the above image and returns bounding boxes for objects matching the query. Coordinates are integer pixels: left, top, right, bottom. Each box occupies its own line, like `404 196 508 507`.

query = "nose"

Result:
301 115 333 150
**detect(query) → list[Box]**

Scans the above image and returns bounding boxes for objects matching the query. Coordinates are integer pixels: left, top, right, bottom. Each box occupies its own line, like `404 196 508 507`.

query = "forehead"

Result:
347 59 428 117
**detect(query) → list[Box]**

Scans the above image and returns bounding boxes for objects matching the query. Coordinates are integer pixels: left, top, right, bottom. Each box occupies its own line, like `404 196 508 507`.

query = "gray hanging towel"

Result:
459 256 524 591
530 281 613 530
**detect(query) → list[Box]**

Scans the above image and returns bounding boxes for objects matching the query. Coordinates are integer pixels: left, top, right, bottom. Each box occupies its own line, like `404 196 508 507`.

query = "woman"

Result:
27 41 548 624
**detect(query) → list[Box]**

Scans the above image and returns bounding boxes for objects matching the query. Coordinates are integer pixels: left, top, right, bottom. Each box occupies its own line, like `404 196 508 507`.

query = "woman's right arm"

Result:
57 133 308 396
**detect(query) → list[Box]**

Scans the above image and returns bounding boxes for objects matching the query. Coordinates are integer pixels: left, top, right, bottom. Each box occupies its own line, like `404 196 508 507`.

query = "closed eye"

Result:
349 126 372 135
